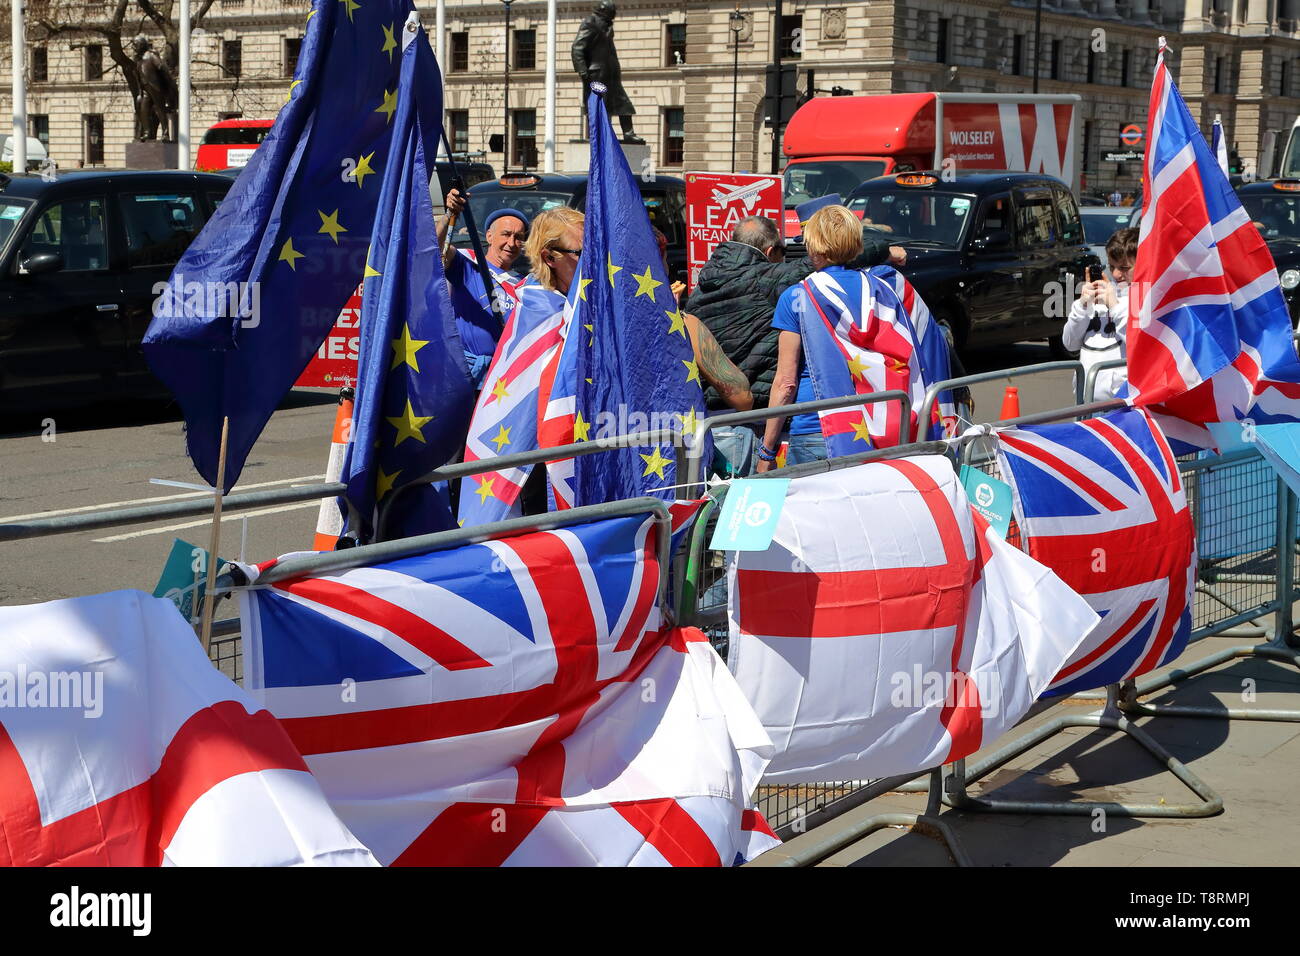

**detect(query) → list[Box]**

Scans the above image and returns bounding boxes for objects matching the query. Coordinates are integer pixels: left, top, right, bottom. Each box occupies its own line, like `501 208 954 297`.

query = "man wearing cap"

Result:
438 190 530 389
684 196 904 475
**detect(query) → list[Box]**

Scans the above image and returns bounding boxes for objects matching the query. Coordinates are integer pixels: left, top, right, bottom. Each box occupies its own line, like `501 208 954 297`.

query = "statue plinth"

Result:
564 139 650 174
124 140 180 170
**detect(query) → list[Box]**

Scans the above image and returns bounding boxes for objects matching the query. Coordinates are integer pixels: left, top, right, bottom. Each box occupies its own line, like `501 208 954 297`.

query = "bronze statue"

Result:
132 36 177 142
571 1 644 144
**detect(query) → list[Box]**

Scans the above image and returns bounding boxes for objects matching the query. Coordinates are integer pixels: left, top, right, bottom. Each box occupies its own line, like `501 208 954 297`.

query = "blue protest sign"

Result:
153 538 222 626
1253 423 1300 497
710 479 791 551
960 466 1013 539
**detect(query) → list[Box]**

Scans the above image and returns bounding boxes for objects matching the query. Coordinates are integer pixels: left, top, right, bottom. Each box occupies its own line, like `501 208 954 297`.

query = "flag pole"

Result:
439 128 505 331
198 416 229 654
11 0 26 173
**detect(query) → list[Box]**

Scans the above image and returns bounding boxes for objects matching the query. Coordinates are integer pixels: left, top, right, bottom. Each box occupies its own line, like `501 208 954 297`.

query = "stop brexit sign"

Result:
685 172 783 290
295 282 362 388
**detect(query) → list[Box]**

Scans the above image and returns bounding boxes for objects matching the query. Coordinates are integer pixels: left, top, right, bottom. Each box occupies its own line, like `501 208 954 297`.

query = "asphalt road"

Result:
0 340 1078 609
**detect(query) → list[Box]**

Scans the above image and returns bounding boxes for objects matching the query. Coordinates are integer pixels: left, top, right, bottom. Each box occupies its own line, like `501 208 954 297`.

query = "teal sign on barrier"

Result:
710 479 791 551
153 538 221 626
960 466 1013 540
1253 423 1300 497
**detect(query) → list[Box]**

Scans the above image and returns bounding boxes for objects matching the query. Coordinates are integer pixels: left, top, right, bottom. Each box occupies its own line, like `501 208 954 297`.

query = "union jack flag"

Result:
996 407 1196 697
458 278 568 526
239 509 778 866
1127 39 1300 440
795 267 952 456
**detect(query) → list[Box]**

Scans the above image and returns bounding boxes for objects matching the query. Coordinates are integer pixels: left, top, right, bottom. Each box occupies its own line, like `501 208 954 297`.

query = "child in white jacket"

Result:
1063 226 1138 401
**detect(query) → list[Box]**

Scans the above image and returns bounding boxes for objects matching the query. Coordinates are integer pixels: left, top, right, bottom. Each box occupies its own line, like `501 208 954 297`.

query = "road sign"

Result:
1104 150 1141 163
1120 124 1143 147
296 282 362 388
685 172 783 289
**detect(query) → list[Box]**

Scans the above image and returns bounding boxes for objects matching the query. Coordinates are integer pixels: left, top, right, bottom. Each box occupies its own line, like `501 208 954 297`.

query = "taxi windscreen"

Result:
846 190 973 248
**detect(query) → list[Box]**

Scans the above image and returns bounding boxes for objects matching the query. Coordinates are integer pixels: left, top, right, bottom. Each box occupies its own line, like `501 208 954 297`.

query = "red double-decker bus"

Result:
194 119 274 172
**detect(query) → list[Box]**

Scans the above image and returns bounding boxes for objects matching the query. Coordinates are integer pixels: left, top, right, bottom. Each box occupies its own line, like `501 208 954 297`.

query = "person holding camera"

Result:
1064 226 1137 401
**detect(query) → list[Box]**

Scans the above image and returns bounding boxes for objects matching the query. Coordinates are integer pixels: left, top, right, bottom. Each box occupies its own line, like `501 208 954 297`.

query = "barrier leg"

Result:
943 684 1223 818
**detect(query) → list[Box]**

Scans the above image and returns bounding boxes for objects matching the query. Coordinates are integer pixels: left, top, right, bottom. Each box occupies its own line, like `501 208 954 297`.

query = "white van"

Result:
0 135 50 171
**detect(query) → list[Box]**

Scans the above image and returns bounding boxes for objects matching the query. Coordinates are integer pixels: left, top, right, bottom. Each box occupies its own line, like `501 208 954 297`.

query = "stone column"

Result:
1096 0 1120 18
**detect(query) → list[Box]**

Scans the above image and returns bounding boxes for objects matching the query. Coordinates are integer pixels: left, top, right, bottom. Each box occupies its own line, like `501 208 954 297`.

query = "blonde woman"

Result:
526 206 585 295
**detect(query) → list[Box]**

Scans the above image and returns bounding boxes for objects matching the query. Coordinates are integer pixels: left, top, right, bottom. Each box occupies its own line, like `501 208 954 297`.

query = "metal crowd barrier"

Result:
914 359 1086 442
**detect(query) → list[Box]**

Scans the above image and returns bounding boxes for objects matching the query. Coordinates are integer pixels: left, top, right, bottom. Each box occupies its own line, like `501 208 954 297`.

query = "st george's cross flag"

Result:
995 407 1196 697
1127 39 1300 445
458 279 569 526
144 0 421 492
239 512 779 866
794 268 953 456
0 591 376 866
726 457 1095 783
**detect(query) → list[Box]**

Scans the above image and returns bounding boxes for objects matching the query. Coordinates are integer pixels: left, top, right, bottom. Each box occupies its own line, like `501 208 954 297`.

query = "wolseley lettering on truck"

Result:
781 92 1082 236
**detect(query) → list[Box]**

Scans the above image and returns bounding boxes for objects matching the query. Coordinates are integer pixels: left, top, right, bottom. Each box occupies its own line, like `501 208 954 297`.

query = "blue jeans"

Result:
711 425 758 477
784 431 827 467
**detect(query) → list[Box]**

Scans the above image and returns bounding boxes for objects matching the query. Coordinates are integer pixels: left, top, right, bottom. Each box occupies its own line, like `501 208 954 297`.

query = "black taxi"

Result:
0 169 233 410
846 171 1099 356
452 172 689 282
1236 178 1300 323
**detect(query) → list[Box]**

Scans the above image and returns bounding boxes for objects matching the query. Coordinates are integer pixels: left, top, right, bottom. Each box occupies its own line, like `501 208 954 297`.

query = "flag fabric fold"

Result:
239 512 777 866
726 457 1095 783
0 591 376 866
1127 39 1300 443
995 407 1196 697
340 18 475 541
143 0 416 491
538 86 709 508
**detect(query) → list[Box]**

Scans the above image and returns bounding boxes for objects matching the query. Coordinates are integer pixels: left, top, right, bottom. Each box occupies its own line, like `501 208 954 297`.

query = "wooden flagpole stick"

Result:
198 416 230 655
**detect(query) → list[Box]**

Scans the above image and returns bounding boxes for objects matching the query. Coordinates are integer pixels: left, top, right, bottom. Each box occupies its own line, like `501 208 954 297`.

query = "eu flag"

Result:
546 86 707 507
143 0 414 491
341 16 474 542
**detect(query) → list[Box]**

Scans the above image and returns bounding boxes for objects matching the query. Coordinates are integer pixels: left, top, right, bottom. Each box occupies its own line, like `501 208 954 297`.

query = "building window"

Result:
85 44 103 81
778 14 803 60
451 31 469 73
1214 55 1224 93
1121 48 1131 87
1011 34 1024 76
511 109 537 168
1087 48 1096 84
1050 39 1062 81
937 17 950 65
284 38 302 78
663 107 684 166
513 29 535 70
31 46 47 83
666 23 686 66
30 114 49 149
84 114 104 165
217 111 243 120
223 39 242 77
449 109 470 154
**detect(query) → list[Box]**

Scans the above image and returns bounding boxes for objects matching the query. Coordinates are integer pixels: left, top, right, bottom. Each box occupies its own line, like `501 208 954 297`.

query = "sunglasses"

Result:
551 246 583 256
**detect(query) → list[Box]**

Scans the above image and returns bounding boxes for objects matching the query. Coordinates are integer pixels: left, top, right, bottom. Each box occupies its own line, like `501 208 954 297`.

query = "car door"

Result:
962 191 1022 342
115 181 210 388
0 190 126 404
1010 185 1063 336
1050 185 1098 328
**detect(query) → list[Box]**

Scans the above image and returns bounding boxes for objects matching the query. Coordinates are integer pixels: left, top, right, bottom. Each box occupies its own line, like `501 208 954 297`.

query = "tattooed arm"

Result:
686 314 752 411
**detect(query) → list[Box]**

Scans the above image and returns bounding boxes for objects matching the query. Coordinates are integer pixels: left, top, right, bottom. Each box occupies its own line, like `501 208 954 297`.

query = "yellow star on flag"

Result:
490 377 510 401
474 477 497 503
306 7 317 22
640 446 672 480
631 265 662 299
381 22 397 60
490 425 511 451
278 237 305 270
338 0 360 22
890 358 909 374
584 323 594 346
677 407 699 435
318 209 347 243
390 324 429 372
376 466 400 499
375 88 397 125
285 79 302 103
364 261 382 278
352 151 376 188
682 358 701 385
846 352 867 382
606 253 622 287
664 308 687 338
851 418 873 443
577 277 593 301
386 399 433 447
573 411 591 441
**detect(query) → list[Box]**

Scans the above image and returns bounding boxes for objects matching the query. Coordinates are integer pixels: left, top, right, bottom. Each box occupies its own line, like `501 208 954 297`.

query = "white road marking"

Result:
0 474 326 523
92 501 323 543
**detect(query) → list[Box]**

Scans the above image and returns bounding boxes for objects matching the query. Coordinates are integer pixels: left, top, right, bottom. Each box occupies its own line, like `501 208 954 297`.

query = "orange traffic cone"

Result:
998 386 1021 421
313 387 354 551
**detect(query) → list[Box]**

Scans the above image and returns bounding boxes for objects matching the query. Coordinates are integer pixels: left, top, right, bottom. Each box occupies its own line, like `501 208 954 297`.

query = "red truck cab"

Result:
195 119 275 172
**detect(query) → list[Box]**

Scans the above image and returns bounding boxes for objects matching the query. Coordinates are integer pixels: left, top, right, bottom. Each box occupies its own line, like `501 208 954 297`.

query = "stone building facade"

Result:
2 0 1300 195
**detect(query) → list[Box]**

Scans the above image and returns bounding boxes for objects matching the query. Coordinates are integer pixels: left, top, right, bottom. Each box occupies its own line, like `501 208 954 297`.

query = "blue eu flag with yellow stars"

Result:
144 0 415 491
341 16 474 542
